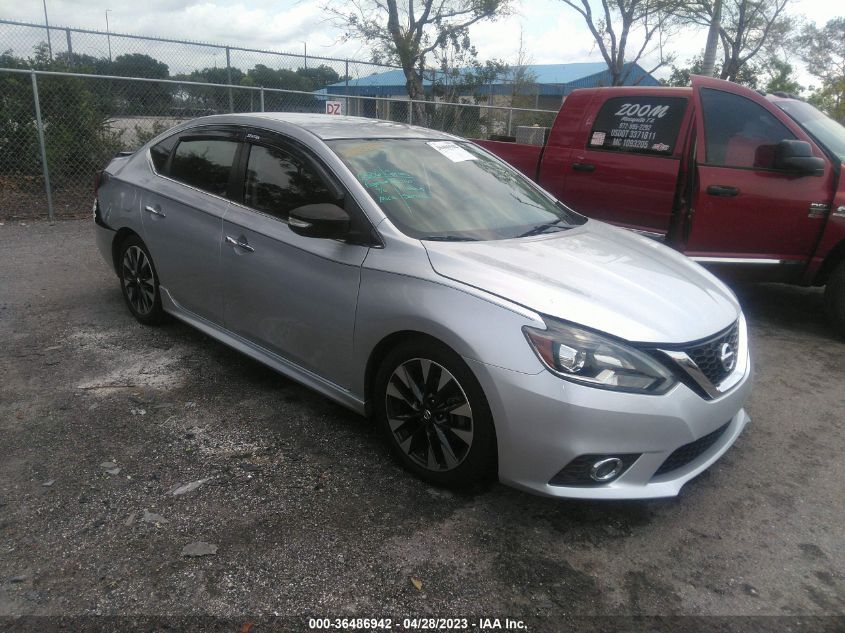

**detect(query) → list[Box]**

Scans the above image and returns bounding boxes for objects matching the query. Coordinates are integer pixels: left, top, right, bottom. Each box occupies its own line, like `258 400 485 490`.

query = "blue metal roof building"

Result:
322 62 660 98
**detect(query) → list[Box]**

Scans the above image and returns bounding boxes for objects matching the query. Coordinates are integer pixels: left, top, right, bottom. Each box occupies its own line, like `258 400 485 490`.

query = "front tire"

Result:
374 339 497 488
118 234 166 326
825 260 845 338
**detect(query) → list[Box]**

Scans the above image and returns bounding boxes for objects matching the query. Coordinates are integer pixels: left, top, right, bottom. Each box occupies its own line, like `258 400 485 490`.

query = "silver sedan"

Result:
94 113 752 499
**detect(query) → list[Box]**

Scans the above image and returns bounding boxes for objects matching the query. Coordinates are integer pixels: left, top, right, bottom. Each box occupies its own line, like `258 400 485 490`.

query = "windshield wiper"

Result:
516 218 570 238
420 235 479 242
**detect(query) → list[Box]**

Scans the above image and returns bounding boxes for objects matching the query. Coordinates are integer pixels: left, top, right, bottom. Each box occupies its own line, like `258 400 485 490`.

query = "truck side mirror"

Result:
774 140 825 176
288 203 350 239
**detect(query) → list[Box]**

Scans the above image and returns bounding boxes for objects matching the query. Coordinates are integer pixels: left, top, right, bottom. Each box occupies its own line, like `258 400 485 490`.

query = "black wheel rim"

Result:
385 358 474 472
122 245 155 316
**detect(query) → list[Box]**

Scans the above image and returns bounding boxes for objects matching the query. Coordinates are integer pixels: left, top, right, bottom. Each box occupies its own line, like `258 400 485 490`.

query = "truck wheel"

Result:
825 260 845 338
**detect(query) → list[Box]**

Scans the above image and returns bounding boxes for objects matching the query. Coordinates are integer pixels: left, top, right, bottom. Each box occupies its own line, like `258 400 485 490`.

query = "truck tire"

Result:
825 260 845 338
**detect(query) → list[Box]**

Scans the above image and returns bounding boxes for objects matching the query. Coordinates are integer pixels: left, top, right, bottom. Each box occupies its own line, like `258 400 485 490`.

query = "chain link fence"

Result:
0 68 558 220
0 18 394 88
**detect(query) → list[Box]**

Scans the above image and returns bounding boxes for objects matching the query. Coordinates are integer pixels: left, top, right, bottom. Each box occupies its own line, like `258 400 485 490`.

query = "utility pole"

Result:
105 9 113 63
302 41 307 69
701 0 722 77
42 0 52 60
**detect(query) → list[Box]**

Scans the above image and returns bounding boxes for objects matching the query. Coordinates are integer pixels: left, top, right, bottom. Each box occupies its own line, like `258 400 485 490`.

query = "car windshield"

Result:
774 99 845 163
327 138 586 241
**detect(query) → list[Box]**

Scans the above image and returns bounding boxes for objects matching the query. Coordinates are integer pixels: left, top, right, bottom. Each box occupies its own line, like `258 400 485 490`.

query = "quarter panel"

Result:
98 177 141 239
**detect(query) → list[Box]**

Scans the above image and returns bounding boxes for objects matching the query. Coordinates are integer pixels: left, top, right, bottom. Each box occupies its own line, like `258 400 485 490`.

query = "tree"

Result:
109 53 172 114
0 44 123 184
678 0 792 82
175 66 246 113
700 0 721 76
327 0 510 121
762 58 802 95
559 0 683 86
427 37 506 135
506 30 538 109
665 51 799 94
109 53 169 80
429 32 505 103
665 52 758 88
52 51 112 74
242 65 320 111
297 65 343 90
244 65 313 92
798 18 845 122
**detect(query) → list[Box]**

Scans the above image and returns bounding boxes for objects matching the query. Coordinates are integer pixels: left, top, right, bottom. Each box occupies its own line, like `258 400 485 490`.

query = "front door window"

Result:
700 88 795 170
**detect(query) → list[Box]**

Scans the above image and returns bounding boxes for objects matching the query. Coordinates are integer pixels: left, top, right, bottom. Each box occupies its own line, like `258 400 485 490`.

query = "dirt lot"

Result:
1 219 844 631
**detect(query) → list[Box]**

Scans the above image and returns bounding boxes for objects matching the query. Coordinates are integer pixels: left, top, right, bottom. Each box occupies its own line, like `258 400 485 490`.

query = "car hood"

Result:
423 221 739 344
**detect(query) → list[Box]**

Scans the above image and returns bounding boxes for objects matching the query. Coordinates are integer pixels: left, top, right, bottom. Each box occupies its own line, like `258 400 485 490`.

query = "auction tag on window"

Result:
427 141 477 162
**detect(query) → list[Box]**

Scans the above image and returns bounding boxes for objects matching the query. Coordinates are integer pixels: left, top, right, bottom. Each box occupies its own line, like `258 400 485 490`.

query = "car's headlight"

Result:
523 319 676 394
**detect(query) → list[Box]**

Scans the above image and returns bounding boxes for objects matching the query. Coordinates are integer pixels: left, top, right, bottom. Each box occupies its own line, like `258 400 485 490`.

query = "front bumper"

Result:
467 353 752 499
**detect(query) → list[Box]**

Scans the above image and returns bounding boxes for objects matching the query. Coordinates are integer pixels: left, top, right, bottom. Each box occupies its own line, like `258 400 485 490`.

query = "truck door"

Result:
685 75 834 265
556 93 690 237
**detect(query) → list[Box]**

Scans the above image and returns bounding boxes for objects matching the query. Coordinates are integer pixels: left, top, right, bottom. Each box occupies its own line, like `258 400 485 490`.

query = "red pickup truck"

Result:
476 75 845 336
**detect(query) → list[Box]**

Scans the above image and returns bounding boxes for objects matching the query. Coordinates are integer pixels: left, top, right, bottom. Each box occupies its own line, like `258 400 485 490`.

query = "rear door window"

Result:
243 144 336 221
700 88 795 169
149 135 176 173
588 96 688 155
170 138 239 197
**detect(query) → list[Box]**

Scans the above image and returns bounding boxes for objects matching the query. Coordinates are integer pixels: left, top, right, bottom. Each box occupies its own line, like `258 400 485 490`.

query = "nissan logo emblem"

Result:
719 342 736 372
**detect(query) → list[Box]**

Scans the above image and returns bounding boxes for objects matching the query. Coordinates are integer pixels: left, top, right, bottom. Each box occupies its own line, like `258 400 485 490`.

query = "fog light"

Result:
549 453 640 486
590 457 624 482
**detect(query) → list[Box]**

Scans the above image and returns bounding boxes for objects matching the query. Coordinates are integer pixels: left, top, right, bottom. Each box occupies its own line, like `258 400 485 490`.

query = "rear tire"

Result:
374 338 497 488
117 234 166 326
824 260 845 338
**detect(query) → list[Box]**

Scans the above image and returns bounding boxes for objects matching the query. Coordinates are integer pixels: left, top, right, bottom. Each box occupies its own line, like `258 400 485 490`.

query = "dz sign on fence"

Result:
326 101 343 115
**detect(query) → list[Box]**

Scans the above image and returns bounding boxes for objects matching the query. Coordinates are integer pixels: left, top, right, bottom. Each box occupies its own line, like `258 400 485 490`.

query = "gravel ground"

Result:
0 219 843 630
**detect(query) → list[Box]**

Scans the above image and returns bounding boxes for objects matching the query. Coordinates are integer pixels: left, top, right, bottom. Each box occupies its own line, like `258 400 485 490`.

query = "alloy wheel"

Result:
385 358 474 472
122 245 155 316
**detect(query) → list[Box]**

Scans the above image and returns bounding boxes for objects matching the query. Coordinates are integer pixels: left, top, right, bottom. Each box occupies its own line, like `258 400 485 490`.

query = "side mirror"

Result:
774 140 825 176
288 203 350 239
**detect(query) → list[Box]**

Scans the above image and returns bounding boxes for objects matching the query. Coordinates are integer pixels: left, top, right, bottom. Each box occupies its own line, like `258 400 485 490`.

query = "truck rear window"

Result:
588 96 687 156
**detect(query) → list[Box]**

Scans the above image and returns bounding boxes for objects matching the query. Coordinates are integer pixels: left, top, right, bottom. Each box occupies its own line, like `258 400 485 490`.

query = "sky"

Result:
1 0 841 87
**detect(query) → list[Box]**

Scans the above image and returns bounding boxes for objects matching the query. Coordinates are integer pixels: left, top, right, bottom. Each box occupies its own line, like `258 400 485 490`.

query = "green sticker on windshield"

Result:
358 169 430 202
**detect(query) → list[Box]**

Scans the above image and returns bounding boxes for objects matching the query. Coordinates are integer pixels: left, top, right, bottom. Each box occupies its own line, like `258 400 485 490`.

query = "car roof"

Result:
188 112 457 141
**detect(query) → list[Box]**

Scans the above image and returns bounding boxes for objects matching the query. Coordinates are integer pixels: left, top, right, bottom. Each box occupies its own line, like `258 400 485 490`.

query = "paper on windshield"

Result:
427 141 477 163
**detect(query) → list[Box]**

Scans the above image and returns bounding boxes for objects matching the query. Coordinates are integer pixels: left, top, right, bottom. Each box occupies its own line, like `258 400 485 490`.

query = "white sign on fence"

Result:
325 101 343 115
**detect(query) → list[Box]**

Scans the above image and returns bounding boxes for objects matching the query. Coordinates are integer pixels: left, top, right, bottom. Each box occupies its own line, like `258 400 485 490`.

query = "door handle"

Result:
706 185 740 197
225 235 255 252
571 162 595 172
144 204 166 217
